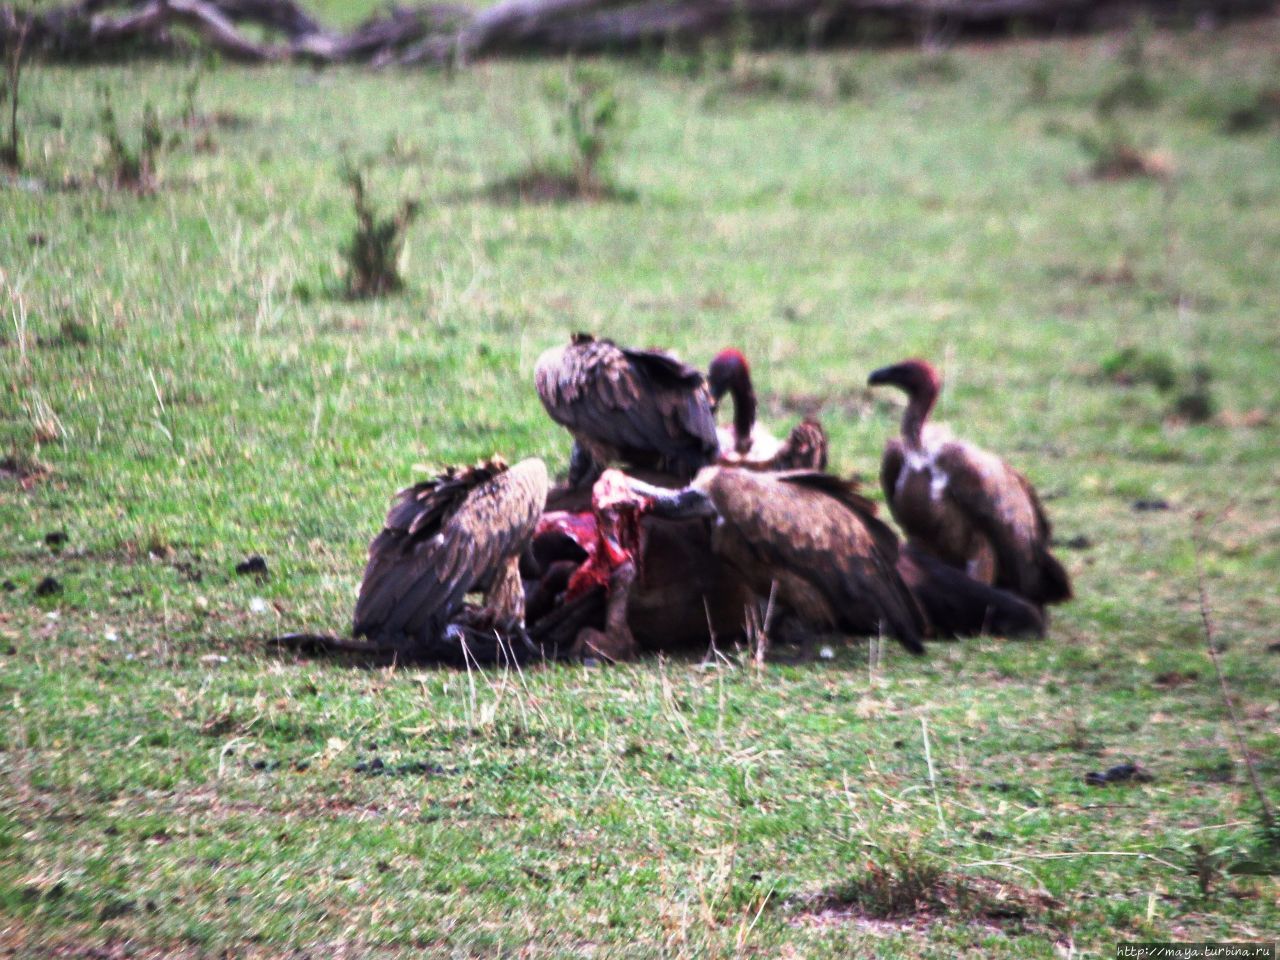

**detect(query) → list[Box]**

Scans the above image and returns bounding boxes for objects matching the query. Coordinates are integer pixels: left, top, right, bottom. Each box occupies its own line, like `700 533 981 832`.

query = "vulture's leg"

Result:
568 442 604 489
573 560 638 662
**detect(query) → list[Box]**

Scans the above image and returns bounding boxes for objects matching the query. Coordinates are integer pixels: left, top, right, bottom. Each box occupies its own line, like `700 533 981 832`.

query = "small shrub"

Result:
1096 69 1162 116
1096 14 1161 116
98 88 162 191
1172 364 1215 423
822 835 1056 927
1077 123 1172 181
182 68 203 127
493 65 633 203
1179 839 1230 898
1120 14 1153 70
1099 349 1217 422
544 65 629 199
1197 86 1280 135
1101 347 1179 391
832 838 946 917
660 47 706 80
1026 55 1053 104
697 12 755 78
339 162 419 299
1170 822 1280 899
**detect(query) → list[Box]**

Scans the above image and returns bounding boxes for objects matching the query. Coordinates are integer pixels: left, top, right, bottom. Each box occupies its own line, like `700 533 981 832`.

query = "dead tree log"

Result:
212 0 320 39
3 0 1275 65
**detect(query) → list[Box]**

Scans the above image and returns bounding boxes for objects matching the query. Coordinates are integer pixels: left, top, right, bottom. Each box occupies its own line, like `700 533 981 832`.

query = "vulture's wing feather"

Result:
704 469 925 652
777 472 926 649
619 345 705 387
620 345 718 450
777 471 902 563
536 337 717 475
880 438 905 507
933 444 1068 603
774 419 828 471
1014 470 1073 603
353 459 549 646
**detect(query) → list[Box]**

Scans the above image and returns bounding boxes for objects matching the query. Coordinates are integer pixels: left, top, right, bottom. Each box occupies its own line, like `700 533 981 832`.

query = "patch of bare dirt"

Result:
1216 408 1271 429
1090 146 1175 181
788 872 1060 936
0 454 51 489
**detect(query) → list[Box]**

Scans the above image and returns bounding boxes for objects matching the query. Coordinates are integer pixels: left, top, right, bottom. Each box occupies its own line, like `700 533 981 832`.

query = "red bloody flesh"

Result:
532 470 648 602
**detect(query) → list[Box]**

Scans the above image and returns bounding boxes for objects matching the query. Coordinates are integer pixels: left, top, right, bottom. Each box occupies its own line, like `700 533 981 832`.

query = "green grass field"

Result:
2 18 1279 958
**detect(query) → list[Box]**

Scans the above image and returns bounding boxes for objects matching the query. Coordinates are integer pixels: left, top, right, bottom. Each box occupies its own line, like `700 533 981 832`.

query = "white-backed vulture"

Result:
352 457 549 659
629 466 928 655
706 348 829 471
535 333 719 487
868 359 1072 608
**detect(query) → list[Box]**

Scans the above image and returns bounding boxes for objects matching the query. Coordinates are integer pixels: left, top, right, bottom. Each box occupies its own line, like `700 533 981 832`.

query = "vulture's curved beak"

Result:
867 365 898 387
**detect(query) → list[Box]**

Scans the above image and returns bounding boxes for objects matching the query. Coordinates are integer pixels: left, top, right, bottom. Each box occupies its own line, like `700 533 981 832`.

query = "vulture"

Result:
868 359 1072 608
628 466 928 655
534 333 719 487
706 348 829 471
525 469 752 660
352 457 549 661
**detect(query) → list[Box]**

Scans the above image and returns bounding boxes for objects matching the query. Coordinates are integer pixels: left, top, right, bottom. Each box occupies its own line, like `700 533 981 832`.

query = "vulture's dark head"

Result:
867 359 942 400
619 473 718 523
707 349 751 406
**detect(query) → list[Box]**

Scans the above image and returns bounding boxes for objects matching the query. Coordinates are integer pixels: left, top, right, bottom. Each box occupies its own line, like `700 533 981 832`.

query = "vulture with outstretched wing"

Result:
629 466 927 655
868 359 1072 608
535 333 719 487
352 457 549 657
706 348 829 471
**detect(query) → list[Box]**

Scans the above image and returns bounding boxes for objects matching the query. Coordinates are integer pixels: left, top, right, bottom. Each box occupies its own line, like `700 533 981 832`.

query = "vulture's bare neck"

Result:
902 389 937 450
729 375 758 452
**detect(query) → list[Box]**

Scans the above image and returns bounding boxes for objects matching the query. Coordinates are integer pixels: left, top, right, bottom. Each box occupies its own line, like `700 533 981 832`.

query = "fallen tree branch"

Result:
154 0 283 61
4 0 1277 66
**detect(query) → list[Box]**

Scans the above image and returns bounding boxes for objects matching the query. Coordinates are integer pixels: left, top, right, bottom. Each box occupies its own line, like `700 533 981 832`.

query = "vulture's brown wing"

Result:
703 469 926 653
620 345 719 452
535 337 717 476
880 438 906 507
933 444 1069 604
774 419 829 471
353 459 549 647
1013 470 1073 604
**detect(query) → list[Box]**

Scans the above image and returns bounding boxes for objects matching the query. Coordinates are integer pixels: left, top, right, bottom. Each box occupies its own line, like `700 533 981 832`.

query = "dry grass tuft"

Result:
798 845 1058 932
